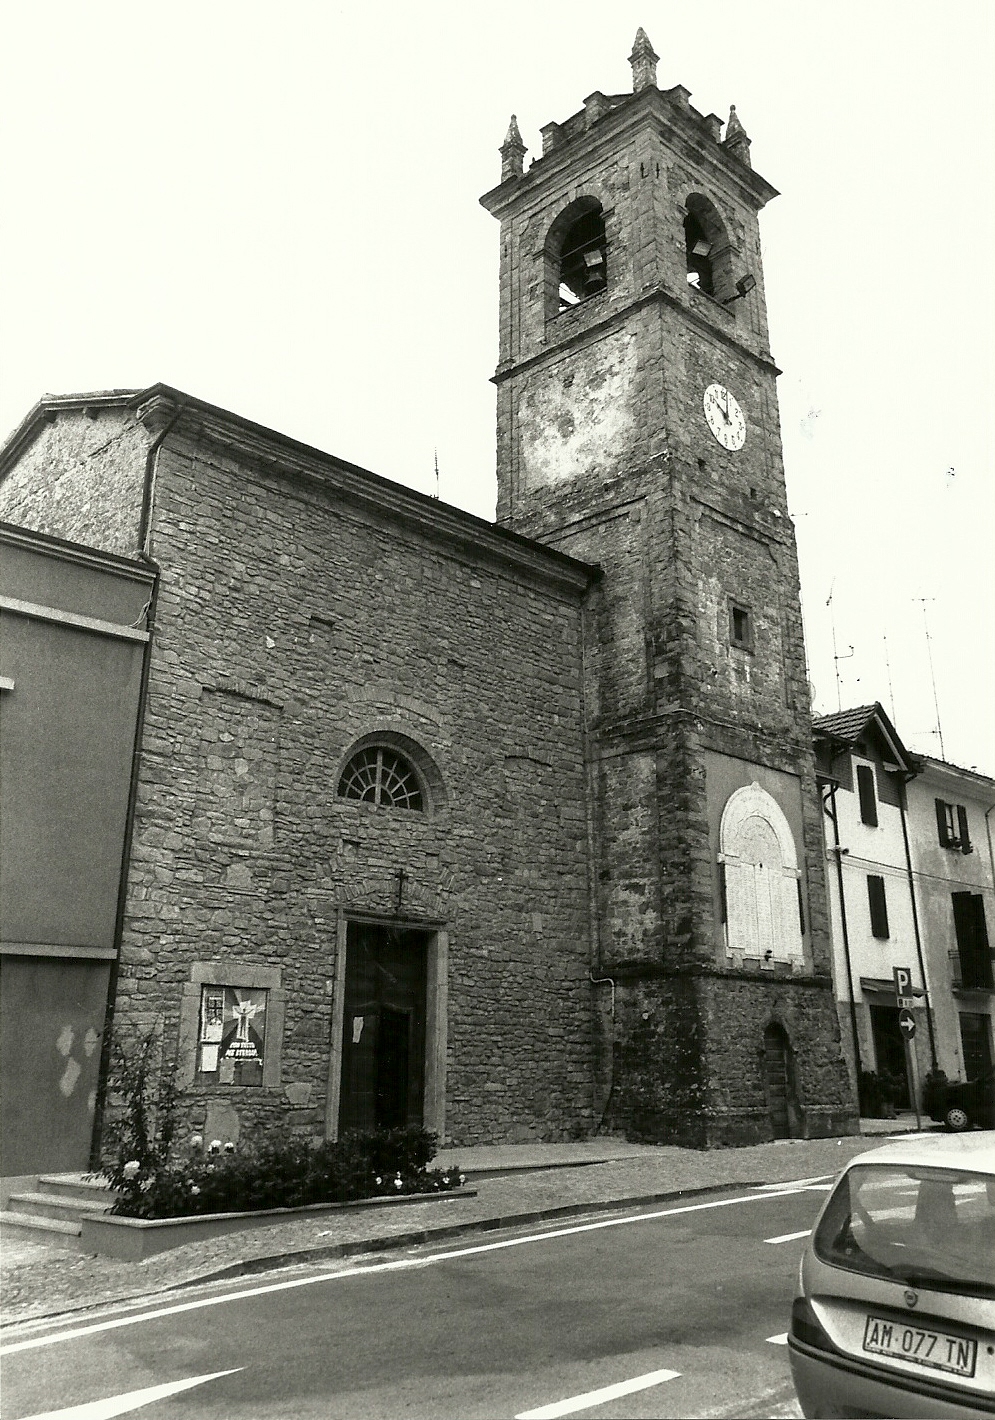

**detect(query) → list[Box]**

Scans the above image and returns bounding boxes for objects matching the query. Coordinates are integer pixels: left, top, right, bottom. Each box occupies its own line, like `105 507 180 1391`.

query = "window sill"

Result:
192 1081 274 1092
689 287 737 321
548 288 609 325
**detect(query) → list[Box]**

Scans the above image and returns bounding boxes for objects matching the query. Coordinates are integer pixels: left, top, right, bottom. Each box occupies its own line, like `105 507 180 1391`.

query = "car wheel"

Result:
944 1105 970 1131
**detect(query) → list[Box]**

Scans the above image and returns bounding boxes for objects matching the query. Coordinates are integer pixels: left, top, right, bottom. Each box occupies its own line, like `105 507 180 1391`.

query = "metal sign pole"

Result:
904 1036 922 1130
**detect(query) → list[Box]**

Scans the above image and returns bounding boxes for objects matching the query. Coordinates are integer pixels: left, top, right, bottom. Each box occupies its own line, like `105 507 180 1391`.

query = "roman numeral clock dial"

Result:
704 383 747 451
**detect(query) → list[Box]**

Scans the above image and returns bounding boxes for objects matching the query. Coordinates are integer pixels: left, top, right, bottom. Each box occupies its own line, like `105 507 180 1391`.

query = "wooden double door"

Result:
338 922 428 1134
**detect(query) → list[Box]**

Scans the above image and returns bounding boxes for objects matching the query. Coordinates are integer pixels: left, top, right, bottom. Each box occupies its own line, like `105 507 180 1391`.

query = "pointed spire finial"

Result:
629 28 659 92
724 105 752 166
500 114 527 181
726 105 747 138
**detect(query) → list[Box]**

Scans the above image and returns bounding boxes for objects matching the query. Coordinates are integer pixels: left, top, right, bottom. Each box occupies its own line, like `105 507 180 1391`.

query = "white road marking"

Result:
2 1184 819 1356
18 1369 241 1420
767 1332 789 1345
765 1229 811 1244
516 1368 681 1418
755 1177 831 1190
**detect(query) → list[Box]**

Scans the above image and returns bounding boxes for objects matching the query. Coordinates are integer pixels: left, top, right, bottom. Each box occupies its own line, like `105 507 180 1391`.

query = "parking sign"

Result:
893 966 914 1011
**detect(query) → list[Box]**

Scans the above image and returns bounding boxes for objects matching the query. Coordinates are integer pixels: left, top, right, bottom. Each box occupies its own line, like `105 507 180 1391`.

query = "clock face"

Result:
703 384 747 450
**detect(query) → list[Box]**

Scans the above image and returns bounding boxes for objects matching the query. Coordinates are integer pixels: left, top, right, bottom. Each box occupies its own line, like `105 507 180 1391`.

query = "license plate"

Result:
863 1314 977 1377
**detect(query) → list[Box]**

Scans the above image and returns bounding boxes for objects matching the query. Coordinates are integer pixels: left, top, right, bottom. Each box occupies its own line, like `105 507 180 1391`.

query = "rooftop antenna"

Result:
433 448 440 500
883 634 897 724
915 597 946 759
827 581 854 711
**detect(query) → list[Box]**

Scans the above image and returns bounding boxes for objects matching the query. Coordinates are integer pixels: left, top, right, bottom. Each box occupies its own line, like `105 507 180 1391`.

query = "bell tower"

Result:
481 31 857 1144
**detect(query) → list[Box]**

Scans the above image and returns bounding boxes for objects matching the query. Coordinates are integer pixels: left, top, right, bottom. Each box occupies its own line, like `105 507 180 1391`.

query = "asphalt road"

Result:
0 1177 833 1419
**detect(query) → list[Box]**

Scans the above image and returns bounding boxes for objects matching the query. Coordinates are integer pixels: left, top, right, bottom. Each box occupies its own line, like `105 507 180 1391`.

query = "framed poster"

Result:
197 985 268 1086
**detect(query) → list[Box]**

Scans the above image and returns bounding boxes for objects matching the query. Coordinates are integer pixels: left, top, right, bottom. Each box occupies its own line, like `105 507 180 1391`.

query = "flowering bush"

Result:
99 1024 180 1214
109 1126 465 1219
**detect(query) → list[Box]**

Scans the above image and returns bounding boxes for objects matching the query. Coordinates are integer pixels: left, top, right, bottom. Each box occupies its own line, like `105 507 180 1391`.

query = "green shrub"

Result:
110 1126 464 1219
99 1025 181 1215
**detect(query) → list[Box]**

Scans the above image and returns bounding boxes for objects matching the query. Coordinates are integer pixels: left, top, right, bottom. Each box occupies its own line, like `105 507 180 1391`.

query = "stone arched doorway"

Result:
763 1022 799 1139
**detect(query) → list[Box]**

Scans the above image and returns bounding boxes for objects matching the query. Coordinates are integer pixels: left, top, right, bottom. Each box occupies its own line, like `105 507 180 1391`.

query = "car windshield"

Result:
814 1162 995 1298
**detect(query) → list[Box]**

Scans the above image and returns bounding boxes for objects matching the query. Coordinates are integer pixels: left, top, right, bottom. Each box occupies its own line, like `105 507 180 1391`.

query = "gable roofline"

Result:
812 702 916 776
915 754 995 795
0 385 601 598
1 388 140 475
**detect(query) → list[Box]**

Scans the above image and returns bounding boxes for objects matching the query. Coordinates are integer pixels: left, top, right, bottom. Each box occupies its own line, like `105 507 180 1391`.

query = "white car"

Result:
788 1132 995 1418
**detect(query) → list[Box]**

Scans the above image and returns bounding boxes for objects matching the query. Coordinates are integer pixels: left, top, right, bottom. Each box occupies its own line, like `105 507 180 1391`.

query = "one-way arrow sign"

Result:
898 1007 916 1040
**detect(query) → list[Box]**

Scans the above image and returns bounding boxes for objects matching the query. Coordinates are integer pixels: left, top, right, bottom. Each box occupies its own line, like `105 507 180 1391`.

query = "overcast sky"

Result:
2 1 992 775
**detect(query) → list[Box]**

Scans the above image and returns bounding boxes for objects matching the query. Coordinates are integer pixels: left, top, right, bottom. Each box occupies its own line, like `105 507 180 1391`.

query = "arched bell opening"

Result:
544 197 608 317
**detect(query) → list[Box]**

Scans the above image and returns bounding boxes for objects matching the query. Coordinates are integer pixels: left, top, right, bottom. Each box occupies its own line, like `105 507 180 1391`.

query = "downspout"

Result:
580 576 616 1135
898 775 937 1069
89 405 181 1168
825 780 863 1082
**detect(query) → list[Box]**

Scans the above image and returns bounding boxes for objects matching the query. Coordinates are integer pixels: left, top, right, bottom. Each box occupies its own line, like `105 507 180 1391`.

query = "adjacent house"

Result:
814 704 994 1109
0 522 156 1192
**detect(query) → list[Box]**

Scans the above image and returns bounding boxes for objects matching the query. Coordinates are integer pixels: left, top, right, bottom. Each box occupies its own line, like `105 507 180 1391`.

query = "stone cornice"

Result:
492 284 780 388
0 518 156 583
1 385 599 602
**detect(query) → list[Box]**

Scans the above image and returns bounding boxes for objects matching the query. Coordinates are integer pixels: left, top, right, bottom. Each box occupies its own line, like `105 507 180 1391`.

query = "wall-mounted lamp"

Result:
723 272 757 305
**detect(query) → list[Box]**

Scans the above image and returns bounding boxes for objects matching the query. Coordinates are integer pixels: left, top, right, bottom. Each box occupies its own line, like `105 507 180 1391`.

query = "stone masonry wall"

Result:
0 409 149 555
114 428 596 1147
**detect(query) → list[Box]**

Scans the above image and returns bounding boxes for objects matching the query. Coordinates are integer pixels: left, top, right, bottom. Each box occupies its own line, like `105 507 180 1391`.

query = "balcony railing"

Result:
949 948 995 992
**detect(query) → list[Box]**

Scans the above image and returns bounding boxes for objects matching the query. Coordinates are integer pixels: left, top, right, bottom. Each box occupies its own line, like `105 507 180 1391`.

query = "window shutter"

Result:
867 875 889 939
796 879 805 935
969 895 993 989
935 797 950 846
957 805 972 854
952 891 992 989
718 862 727 923
856 765 878 826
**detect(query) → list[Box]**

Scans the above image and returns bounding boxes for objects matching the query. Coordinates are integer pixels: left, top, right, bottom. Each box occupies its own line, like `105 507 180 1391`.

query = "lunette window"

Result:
338 746 424 811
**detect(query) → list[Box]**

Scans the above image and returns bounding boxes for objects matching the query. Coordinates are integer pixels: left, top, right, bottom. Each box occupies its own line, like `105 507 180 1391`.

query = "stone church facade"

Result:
0 32 857 1158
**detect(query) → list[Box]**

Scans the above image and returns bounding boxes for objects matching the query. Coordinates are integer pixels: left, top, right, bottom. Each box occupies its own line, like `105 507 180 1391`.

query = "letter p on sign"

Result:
893 966 913 1009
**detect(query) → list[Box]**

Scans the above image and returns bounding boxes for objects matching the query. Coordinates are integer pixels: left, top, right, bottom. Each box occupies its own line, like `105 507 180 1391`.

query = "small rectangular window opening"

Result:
867 876 890 939
936 798 971 852
856 764 878 827
729 602 752 649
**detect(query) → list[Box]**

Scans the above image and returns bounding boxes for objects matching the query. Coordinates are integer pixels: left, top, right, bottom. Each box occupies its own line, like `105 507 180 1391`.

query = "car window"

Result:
814 1163 995 1298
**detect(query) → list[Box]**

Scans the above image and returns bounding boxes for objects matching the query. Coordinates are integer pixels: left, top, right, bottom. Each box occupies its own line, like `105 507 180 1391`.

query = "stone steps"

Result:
1 1173 116 1251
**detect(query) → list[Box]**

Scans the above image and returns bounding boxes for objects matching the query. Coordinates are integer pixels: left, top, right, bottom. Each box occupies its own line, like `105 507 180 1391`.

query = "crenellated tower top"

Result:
488 29 766 192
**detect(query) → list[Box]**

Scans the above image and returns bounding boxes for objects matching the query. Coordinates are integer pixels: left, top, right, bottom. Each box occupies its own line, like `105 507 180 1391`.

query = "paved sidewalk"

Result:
0 1119 927 1329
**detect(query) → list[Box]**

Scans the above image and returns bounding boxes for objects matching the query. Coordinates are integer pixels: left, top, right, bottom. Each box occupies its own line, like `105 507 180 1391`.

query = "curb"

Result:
186 1180 760 1286
1 1180 778 1332
0 1181 765 1331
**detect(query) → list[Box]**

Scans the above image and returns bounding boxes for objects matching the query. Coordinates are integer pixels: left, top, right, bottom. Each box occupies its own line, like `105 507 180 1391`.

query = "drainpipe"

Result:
898 775 937 1069
825 780 863 1082
89 558 161 1169
89 402 181 1169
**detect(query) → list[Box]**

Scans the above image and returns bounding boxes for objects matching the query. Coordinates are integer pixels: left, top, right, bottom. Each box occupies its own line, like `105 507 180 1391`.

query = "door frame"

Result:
325 910 448 1144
